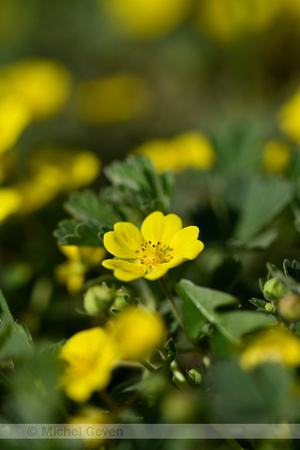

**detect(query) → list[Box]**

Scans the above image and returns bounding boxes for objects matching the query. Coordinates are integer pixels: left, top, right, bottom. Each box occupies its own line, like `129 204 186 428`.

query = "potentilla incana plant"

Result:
2 154 300 450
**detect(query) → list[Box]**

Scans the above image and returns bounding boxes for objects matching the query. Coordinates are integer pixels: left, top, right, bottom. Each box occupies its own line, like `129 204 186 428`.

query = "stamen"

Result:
134 240 174 269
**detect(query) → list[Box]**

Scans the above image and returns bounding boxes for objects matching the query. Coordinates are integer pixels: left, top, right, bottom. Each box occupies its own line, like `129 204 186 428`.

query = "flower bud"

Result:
161 390 197 422
278 294 300 322
263 278 289 301
109 287 131 313
187 368 202 386
83 283 114 315
264 302 274 313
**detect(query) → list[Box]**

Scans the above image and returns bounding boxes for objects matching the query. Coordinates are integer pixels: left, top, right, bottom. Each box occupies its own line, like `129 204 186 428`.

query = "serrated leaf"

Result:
65 190 114 227
54 219 103 246
104 156 174 215
177 280 275 343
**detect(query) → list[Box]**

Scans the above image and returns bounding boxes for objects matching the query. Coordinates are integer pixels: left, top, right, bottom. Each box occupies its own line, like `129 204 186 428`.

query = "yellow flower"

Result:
133 132 216 173
195 0 282 43
17 147 101 214
278 87 300 143
0 94 31 154
240 327 300 371
56 246 106 294
0 58 72 120
108 307 165 360
102 211 204 281
59 307 165 401
76 74 150 124
100 0 192 40
0 187 22 222
262 140 291 174
59 328 117 402
69 408 112 447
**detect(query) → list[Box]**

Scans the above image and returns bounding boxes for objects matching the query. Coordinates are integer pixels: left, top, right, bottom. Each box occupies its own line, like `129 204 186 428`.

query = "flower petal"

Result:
144 263 172 280
103 222 143 258
141 211 182 246
170 226 204 260
102 258 146 281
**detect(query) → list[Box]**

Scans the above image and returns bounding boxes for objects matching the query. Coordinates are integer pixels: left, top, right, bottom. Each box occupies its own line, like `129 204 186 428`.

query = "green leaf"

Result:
104 155 174 215
232 175 292 241
177 280 275 343
249 297 268 309
231 228 278 250
165 338 176 363
64 190 114 227
207 358 296 422
54 190 116 245
181 292 208 341
0 290 33 356
54 219 104 246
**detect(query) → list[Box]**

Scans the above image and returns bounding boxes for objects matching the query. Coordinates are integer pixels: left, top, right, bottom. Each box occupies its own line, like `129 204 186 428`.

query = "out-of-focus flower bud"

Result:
278 293 300 322
109 286 132 313
187 368 202 386
263 278 289 301
161 390 197 422
84 283 115 315
265 302 275 313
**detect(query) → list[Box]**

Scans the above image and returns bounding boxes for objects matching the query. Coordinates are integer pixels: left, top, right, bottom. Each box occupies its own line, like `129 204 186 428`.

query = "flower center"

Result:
135 241 173 268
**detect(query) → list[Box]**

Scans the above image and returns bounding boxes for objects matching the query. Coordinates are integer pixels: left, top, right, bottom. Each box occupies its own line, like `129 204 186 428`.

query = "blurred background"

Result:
1 0 300 341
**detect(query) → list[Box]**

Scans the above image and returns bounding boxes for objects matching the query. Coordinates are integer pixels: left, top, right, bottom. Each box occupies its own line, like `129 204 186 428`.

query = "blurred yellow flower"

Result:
0 95 31 154
262 140 291 174
278 87 300 143
56 246 106 294
196 0 282 43
133 132 216 174
18 148 101 214
69 408 112 447
0 187 22 222
60 306 165 401
101 0 192 39
76 74 150 124
102 211 204 281
108 306 165 360
59 327 117 402
0 58 72 120
240 327 300 370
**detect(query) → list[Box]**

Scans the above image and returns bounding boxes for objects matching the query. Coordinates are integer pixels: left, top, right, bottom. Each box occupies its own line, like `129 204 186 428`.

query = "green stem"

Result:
140 360 157 373
160 278 184 330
